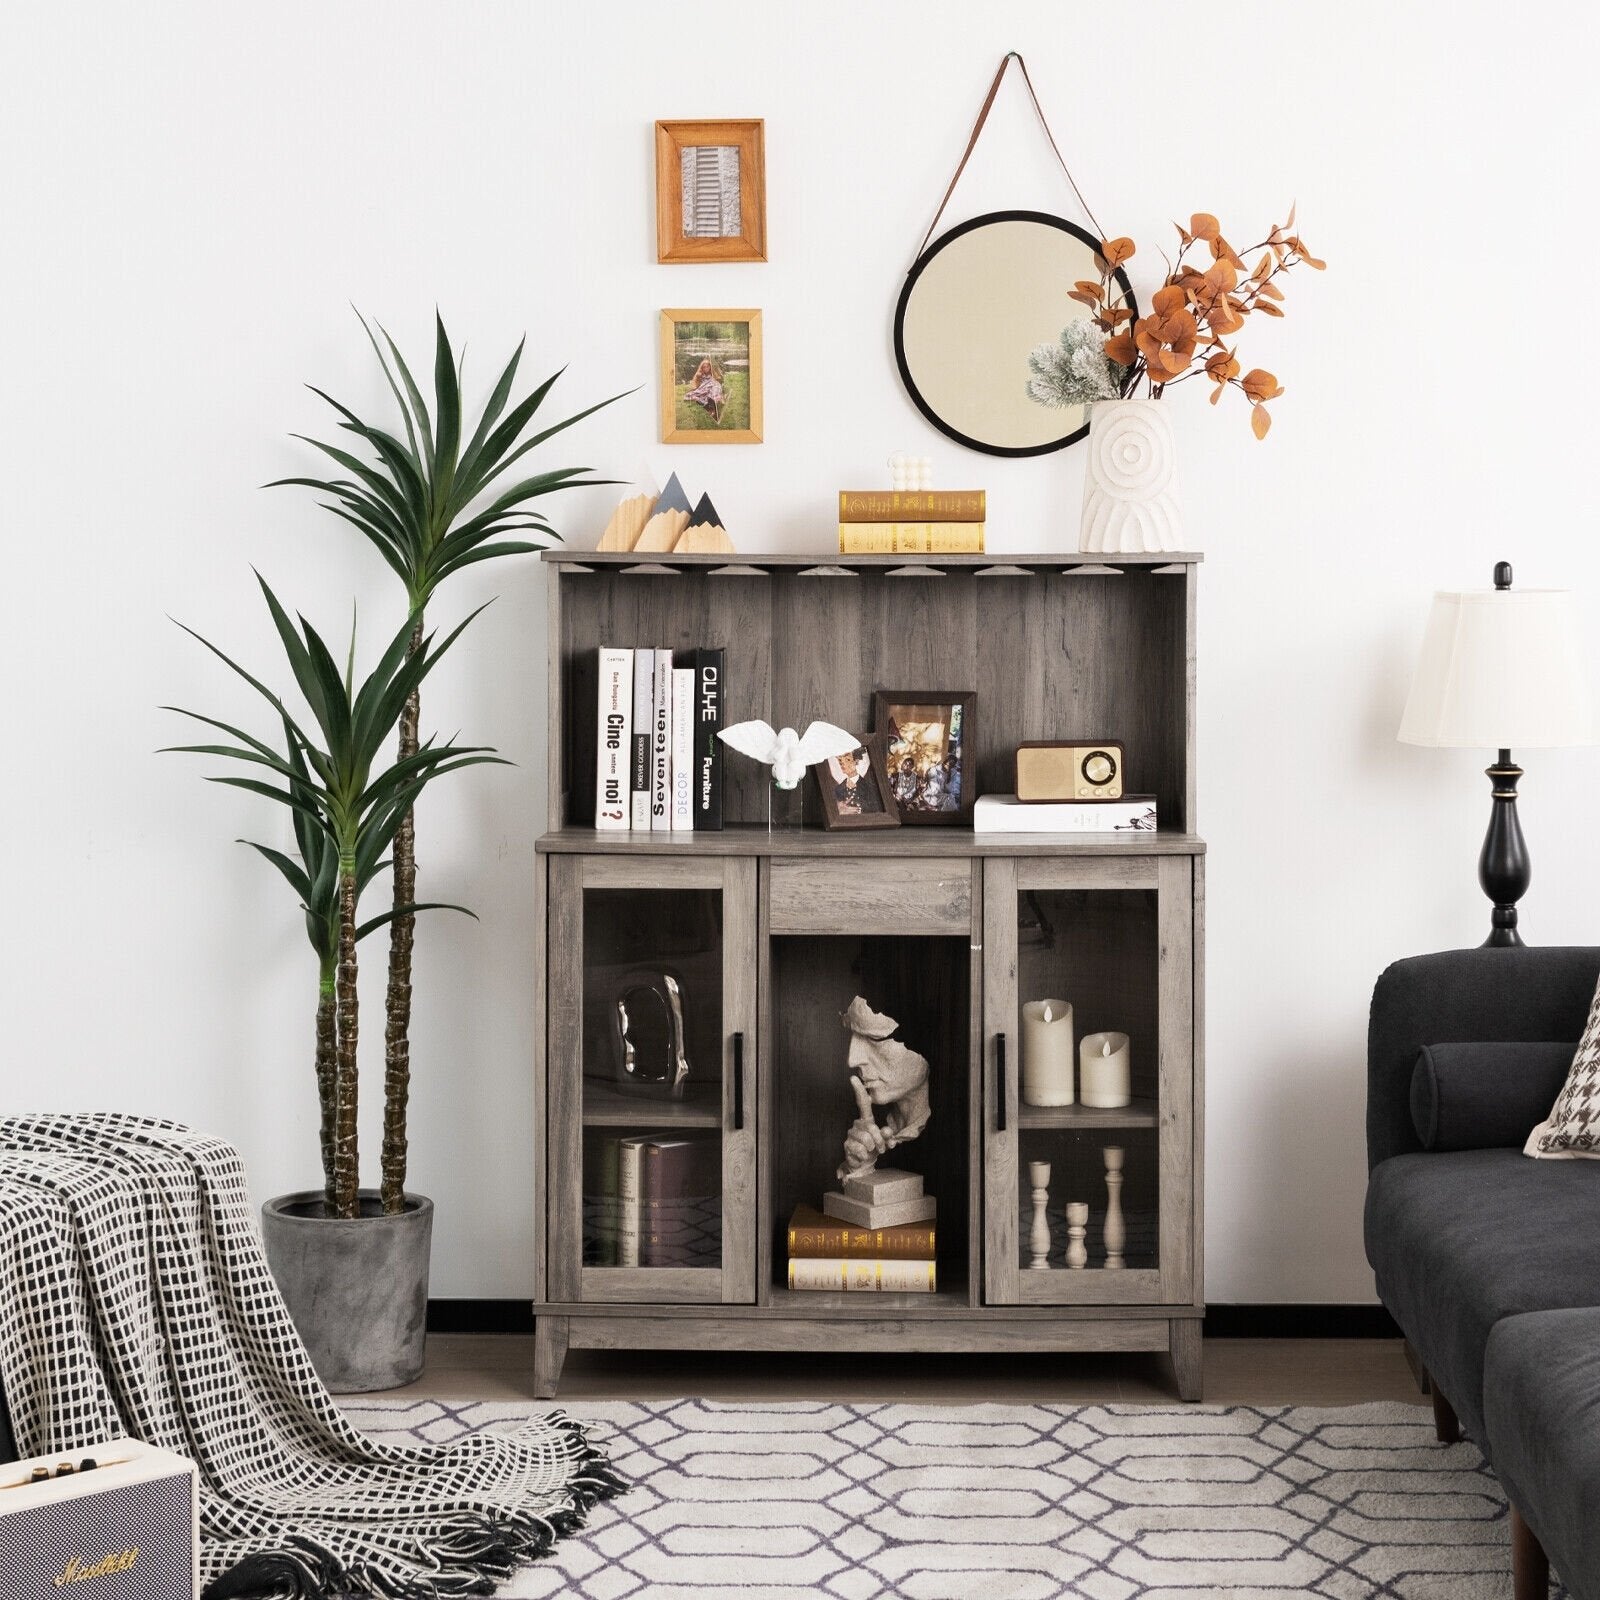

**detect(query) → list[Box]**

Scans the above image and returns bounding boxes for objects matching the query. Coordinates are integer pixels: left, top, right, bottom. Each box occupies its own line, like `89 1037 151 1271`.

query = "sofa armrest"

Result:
1367 947 1599 1170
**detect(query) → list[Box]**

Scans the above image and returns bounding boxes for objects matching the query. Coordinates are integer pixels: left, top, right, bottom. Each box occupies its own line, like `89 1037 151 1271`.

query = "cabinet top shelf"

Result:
543 549 1203 572
537 827 1204 858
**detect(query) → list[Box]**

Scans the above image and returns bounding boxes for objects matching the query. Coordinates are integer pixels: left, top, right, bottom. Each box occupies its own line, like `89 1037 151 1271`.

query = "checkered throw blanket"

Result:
0 1114 620 1598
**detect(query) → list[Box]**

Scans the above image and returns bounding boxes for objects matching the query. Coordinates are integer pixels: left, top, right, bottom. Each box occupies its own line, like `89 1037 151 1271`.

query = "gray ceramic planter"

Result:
261 1190 433 1393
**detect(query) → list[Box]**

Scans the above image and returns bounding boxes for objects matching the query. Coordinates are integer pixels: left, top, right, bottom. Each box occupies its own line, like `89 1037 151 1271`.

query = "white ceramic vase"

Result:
1078 397 1182 554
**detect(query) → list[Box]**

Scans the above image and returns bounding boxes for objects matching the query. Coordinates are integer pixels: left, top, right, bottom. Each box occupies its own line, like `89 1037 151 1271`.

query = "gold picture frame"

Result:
659 309 763 445
655 119 766 263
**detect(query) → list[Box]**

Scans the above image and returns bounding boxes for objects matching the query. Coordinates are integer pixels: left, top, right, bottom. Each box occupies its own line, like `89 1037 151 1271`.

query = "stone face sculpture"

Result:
836 996 932 1182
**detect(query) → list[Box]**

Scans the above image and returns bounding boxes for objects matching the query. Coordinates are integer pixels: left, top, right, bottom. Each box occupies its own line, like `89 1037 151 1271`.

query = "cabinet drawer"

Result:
767 858 972 934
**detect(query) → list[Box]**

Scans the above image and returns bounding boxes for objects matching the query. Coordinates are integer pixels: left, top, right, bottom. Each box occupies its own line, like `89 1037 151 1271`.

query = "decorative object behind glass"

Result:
610 969 690 1099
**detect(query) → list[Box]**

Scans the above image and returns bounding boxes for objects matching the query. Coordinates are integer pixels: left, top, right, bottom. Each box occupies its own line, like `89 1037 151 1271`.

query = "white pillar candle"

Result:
1080 1030 1131 1108
1021 999 1074 1106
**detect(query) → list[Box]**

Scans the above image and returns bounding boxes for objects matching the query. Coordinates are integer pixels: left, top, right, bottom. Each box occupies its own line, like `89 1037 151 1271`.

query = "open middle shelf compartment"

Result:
766 930 973 1310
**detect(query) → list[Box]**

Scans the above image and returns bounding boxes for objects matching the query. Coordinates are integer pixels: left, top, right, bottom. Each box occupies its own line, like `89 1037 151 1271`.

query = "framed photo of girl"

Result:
655 119 766 264
812 733 901 831
872 690 976 826
660 309 764 444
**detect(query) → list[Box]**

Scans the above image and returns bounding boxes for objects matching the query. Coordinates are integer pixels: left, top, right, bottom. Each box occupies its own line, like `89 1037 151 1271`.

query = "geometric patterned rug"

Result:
345 1398 1569 1599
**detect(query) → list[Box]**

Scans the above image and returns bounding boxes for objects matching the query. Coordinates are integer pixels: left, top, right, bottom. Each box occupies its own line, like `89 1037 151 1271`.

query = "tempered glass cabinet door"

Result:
547 854 756 1304
983 855 1195 1306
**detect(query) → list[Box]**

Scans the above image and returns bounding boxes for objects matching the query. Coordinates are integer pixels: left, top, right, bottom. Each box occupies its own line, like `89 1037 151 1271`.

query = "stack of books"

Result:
594 646 724 831
784 1202 937 1292
837 490 986 554
589 1131 722 1268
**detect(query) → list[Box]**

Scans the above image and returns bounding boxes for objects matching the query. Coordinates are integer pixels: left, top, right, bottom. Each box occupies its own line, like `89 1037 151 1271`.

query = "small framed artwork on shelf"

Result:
813 734 901 831
660 309 764 444
655 119 767 263
873 691 976 826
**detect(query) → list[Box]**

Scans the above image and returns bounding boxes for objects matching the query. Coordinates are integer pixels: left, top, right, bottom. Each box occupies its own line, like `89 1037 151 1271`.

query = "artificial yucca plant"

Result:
166 576 504 1218
272 314 623 1212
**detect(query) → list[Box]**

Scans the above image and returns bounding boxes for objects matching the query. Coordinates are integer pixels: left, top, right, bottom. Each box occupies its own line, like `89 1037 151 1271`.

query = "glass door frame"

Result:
546 852 757 1305
982 854 1195 1307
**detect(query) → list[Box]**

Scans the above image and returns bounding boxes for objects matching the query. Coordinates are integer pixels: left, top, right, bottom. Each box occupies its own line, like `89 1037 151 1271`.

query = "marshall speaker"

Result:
1 1438 198 1599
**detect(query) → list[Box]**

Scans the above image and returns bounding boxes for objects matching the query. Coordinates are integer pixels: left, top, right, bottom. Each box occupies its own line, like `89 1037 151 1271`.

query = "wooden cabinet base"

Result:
530 1311 1203 1398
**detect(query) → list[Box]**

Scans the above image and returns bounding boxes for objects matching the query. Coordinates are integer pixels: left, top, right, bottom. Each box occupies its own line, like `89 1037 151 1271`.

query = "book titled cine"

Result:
973 794 1159 833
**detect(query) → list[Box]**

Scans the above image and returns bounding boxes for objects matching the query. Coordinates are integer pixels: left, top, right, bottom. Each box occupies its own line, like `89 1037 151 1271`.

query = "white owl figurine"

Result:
718 720 859 790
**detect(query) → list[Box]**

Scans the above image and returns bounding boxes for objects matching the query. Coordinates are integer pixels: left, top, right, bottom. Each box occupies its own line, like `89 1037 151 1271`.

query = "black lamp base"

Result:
1479 748 1529 948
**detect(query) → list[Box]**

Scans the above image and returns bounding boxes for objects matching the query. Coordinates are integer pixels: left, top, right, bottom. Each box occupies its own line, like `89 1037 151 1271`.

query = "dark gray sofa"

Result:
1366 947 1600 1599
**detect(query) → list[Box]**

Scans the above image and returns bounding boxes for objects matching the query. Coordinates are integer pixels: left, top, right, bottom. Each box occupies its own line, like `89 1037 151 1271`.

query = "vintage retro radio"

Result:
1015 741 1125 802
0 1438 199 1599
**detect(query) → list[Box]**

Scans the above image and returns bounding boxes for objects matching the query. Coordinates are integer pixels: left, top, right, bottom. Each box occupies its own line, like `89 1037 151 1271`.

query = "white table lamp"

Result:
1398 562 1593 946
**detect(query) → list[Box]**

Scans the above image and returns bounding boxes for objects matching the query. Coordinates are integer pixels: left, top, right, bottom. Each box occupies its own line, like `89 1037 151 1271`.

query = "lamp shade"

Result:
1398 587 1593 749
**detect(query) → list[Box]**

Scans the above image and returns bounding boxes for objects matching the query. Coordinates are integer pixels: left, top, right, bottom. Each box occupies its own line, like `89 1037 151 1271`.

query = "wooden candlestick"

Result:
1027 1161 1051 1269
1103 1146 1125 1269
1065 1201 1088 1269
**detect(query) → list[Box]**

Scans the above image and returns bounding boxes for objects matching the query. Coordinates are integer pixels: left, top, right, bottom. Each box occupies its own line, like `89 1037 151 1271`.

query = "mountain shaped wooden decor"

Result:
634 471 695 551
674 491 735 553
598 490 656 551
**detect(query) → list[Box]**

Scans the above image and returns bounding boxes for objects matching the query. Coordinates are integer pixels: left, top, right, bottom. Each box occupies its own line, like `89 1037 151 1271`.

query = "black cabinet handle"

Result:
732 1031 745 1131
996 1033 1008 1133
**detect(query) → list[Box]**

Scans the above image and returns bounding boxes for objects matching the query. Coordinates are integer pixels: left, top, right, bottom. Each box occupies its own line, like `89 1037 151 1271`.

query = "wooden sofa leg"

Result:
1403 1340 1431 1395
1511 1504 1549 1600
1431 1384 1461 1444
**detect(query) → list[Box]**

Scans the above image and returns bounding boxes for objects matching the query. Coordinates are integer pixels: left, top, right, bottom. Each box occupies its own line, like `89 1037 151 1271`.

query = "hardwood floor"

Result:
391 1333 1423 1407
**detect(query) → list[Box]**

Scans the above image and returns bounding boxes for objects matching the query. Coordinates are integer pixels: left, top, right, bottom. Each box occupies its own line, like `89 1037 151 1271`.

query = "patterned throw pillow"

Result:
1526 974 1600 1159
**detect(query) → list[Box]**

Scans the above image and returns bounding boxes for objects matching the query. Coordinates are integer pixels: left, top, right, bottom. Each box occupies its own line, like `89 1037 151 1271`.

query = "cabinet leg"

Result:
1431 1383 1461 1444
1511 1505 1549 1600
1169 1318 1203 1402
534 1315 569 1400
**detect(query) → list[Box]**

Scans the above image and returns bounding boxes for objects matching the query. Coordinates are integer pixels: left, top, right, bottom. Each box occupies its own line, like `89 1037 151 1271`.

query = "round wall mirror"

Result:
894 209 1136 457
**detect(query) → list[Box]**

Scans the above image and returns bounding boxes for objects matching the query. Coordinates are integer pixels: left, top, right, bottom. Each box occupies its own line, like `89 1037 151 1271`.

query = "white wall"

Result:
4 0 1598 1302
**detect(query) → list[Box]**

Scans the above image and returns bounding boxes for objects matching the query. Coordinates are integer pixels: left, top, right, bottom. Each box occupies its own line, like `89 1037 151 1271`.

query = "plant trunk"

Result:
315 972 337 1210
332 862 360 1219
381 615 425 1215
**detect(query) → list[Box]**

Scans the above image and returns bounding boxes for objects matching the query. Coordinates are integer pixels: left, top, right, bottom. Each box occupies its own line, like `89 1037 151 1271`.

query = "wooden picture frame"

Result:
813 733 901 831
660 309 763 445
655 119 766 263
872 690 976 826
